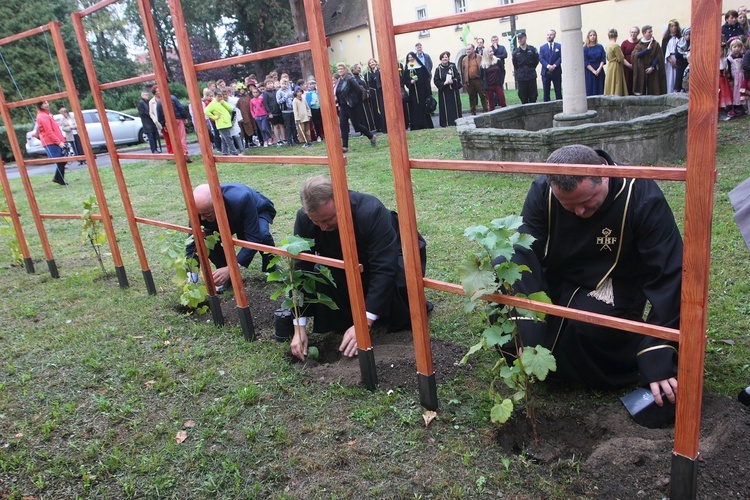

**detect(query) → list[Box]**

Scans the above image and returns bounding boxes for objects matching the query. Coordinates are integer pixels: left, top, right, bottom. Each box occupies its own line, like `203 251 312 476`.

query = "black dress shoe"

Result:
739 386 750 406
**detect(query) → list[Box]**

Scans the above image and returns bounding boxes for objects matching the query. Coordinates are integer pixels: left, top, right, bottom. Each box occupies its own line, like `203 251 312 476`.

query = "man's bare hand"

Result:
650 377 677 406
339 325 359 357
290 326 308 361
212 266 230 286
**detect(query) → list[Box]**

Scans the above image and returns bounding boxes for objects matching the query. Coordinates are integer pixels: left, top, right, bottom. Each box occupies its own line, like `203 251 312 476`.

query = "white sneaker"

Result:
263 142 268 147
317 136 322 142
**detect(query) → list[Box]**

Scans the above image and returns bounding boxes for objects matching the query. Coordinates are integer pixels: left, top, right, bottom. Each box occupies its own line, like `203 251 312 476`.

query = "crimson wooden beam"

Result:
0 24 52 46
98 73 157 91
0 158 34 273
670 1 719 498
78 0 120 16
6 92 69 109
166 0 251 335
212 155 330 165
193 42 311 72
49 20 130 288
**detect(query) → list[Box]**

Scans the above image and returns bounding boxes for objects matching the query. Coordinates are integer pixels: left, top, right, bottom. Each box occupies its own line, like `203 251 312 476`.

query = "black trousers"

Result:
518 79 538 104
339 103 373 148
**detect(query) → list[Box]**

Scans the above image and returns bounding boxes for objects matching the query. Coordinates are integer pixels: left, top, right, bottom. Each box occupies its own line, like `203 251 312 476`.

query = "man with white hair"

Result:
185 183 276 291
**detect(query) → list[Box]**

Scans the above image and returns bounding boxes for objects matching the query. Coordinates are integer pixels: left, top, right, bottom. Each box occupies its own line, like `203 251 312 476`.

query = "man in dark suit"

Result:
290 176 427 360
136 91 160 153
185 183 276 291
539 29 562 101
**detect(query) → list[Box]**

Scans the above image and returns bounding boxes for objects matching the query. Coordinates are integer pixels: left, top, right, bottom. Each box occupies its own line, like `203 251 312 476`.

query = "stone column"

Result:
554 6 597 127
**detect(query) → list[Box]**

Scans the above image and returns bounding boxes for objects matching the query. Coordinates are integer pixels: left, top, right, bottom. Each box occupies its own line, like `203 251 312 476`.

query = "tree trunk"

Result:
289 0 313 80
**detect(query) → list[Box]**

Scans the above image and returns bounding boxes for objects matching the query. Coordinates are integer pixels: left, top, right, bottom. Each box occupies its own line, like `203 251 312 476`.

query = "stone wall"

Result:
458 94 688 165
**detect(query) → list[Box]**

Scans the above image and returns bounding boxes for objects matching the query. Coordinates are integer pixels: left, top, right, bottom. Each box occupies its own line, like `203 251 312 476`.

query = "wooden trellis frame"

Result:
70 0 220 329
162 0 379 385
0 22 129 287
0 157 34 274
372 0 716 497
69 0 379 382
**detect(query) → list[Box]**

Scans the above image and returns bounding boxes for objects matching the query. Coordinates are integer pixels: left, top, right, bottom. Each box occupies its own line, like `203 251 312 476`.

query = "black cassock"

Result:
433 63 463 127
402 62 434 130
509 175 683 388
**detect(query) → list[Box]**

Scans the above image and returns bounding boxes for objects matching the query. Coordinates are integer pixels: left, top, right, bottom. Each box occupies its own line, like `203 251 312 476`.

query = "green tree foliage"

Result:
0 0 86 123
0 0 136 124
220 0 294 79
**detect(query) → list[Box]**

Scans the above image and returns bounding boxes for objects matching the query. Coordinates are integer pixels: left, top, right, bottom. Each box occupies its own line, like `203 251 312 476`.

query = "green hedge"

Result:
0 123 34 162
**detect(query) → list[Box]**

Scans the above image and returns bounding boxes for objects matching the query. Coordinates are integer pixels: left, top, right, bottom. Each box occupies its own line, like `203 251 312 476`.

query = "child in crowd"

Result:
292 88 313 148
305 77 324 141
263 80 283 146
224 89 244 153
276 78 296 146
250 87 272 147
203 90 237 155
726 38 746 118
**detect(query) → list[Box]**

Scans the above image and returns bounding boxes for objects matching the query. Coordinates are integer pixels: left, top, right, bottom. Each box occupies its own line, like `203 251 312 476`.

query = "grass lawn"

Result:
0 115 748 497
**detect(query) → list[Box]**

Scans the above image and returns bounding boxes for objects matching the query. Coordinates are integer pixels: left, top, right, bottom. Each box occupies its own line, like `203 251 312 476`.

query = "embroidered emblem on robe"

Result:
597 228 616 251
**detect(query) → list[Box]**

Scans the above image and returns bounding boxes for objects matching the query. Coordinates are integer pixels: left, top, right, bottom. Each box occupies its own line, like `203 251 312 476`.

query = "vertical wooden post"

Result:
70 11 155 294
0 158 34 273
167 0 260 338
371 0 436 409
48 21 130 288
0 79 57 277
670 0 719 497
305 0 377 389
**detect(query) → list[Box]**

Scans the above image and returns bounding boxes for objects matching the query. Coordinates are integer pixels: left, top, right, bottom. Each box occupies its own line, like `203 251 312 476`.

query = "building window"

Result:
455 0 467 13
357 35 362 47
339 40 344 51
416 6 429 37
499 0 514 22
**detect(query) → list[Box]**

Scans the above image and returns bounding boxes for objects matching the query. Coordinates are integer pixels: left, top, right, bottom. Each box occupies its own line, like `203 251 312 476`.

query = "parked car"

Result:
25 109 145 156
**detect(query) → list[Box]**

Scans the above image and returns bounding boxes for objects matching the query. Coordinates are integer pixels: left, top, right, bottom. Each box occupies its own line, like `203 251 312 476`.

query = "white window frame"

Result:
416 6 429 37
454 0 468 31
499 0 514 22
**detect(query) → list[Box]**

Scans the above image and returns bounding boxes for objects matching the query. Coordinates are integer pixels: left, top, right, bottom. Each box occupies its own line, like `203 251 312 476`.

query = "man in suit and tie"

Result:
539 29 562 102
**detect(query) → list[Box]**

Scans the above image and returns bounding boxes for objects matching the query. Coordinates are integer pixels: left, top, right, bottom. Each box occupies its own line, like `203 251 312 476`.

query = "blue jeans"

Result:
44 144 67 183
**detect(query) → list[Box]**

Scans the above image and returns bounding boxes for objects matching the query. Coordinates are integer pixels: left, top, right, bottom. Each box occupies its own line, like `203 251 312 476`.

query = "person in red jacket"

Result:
34 101 67 185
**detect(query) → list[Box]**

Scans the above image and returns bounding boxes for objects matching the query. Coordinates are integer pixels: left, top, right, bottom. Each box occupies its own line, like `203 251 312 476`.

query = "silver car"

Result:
26 109 145 156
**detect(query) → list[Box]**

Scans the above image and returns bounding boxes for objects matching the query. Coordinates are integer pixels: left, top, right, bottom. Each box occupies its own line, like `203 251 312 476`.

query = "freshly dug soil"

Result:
195 276 750 498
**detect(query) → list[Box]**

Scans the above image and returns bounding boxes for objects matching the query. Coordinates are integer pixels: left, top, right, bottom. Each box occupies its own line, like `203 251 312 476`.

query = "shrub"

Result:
0 123 35 162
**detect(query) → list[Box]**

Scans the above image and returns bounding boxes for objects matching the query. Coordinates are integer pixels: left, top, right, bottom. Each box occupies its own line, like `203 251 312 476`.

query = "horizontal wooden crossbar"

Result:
24 155 86 166
194 42 312 72
393 0 607 35
98 73 157 91
409 159 689 181
38 213 104 221
213 154 331 165
0 23 52 46
6 91 69 109
423 278 681 342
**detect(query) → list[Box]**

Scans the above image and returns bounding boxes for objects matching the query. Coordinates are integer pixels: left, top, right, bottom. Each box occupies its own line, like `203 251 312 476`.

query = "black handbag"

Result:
425 95 437 113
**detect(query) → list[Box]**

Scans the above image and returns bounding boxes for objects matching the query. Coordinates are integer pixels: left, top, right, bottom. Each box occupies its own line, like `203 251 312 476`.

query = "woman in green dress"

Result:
604 28 628 96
